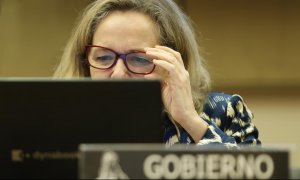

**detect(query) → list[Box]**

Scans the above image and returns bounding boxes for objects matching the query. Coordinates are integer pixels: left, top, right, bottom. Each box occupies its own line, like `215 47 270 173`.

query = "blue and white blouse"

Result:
163 92 261 147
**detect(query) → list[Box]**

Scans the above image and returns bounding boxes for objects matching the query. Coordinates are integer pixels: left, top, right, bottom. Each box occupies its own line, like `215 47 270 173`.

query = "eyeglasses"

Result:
85 45 156 75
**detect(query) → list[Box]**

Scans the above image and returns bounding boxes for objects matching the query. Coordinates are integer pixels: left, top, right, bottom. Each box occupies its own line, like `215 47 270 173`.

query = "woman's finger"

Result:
145 46 184 66
146 50 181 67
155 45 184 66
154 59 175 72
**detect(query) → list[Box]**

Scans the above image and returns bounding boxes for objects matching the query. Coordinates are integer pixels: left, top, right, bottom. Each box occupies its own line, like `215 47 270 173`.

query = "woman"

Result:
54 0 261 147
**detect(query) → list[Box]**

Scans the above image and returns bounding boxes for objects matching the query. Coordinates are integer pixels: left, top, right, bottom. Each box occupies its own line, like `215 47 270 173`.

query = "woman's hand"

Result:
144 45 208 142
144 45 196 124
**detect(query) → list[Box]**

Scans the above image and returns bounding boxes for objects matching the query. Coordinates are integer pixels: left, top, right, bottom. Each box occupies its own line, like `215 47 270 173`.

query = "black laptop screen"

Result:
0 79 163 178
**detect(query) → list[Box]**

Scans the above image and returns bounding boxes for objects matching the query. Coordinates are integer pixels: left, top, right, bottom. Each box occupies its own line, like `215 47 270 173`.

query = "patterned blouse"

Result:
163 92 261 148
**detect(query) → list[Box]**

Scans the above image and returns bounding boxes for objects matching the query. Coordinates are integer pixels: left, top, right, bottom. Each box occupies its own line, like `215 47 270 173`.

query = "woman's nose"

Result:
110 58 129 79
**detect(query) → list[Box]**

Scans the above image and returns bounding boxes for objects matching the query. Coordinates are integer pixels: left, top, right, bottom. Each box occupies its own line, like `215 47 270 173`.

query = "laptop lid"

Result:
0 79 163 178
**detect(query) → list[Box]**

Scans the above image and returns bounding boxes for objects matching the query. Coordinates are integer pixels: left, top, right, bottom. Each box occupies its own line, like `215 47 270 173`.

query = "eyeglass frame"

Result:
85 45 156 75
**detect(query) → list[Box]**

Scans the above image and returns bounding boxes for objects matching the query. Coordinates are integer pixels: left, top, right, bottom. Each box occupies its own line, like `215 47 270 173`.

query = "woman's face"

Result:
90 10 160 79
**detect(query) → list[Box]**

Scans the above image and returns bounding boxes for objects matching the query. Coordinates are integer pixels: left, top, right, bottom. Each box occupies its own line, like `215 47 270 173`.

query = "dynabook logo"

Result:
11 149 79 162
97 151 275 179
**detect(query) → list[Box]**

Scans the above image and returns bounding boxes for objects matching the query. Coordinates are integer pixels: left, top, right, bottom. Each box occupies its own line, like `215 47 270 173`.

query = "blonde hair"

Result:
53 0 210 113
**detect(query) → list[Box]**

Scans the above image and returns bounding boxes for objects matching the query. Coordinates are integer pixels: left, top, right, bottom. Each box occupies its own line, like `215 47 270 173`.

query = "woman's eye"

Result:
96 55 114 61
131 56 152 65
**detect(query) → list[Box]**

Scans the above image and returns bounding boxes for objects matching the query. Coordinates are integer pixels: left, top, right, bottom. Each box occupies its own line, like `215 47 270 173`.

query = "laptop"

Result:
0 79 163 178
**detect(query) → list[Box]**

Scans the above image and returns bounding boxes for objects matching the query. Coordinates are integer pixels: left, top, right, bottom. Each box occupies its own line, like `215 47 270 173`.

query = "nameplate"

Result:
79 144 289 179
